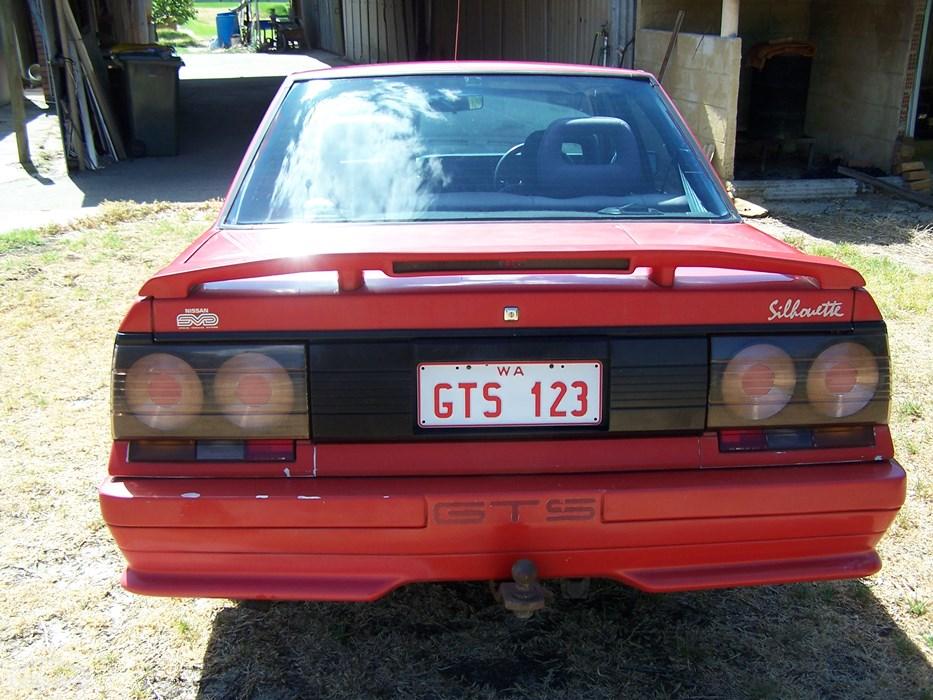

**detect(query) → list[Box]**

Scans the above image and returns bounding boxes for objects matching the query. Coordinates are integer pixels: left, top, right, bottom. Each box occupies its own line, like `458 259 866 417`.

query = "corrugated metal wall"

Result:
302 0 348 55
430 0 611 63
343 0 417 63
340 0 613 65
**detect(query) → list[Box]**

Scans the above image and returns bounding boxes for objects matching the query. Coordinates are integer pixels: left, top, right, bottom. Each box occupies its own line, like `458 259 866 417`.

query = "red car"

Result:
101 62 905 609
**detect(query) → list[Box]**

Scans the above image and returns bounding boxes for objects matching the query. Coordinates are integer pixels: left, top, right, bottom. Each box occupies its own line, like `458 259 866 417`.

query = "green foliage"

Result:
0 228 42 254
152 0 196 25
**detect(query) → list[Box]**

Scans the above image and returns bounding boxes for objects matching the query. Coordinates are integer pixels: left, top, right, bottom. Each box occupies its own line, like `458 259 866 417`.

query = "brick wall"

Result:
899 0 929 133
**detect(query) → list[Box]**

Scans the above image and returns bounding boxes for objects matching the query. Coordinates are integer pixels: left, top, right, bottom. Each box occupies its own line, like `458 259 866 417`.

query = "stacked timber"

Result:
896 161 931 193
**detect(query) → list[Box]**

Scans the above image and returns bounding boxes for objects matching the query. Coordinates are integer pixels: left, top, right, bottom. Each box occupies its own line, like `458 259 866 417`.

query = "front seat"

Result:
535 117 642 197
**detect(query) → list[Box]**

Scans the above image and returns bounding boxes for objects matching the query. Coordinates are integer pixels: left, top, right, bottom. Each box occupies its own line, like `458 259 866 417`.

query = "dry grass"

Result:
0 199 931 700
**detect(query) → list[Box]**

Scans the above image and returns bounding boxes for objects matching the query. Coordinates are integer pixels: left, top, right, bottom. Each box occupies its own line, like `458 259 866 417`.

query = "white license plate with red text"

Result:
418 361 602 428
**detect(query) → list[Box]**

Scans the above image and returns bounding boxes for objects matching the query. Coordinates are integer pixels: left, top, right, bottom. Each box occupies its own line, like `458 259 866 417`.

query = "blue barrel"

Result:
216 11 239 48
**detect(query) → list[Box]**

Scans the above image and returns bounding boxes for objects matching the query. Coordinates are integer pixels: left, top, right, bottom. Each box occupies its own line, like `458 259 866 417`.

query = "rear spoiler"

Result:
139 247 865 298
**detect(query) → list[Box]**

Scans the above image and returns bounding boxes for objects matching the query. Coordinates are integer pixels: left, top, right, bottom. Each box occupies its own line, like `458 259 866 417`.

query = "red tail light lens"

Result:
214 352 296 430
709 332 888 428
807 342 879 418
124 353 203 430
113 343 309 439
720 344 795 420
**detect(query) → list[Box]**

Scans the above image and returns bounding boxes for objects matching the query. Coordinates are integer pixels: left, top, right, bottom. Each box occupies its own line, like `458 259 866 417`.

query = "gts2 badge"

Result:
176 308 219 329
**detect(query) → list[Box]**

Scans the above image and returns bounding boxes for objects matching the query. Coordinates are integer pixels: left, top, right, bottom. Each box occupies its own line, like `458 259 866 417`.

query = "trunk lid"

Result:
145 221 862 332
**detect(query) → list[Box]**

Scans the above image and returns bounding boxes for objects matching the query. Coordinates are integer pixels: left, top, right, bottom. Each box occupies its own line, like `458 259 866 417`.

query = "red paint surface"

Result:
103 62 902 601
141 221 863 300
100 460 905 599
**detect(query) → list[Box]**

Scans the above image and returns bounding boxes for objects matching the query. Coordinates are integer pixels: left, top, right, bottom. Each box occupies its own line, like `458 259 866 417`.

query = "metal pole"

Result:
1 0 31 165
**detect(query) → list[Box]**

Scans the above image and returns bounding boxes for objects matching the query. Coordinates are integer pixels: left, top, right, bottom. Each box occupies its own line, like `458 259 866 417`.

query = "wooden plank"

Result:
72 57 98 169
907 179 931 191
60 0 127 160
0 0 29 164
902 168 931 182
734 197 768 218
53 0 85 169
895 160 926 174
837 166 933 208
657 10 685 83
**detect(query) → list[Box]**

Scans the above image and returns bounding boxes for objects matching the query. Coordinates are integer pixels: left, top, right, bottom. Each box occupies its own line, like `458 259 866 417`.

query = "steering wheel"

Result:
493 142 526 189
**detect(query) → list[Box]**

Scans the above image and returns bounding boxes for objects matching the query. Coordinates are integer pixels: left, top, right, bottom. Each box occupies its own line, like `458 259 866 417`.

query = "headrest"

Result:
536 117 641 197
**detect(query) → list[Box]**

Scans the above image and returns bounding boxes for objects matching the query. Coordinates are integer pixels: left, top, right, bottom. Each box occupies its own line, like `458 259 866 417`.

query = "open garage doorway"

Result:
3 0 347 220
910 0 933 172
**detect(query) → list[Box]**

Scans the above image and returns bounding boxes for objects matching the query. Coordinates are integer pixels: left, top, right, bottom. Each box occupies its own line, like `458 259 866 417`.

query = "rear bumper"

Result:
100 460 906 601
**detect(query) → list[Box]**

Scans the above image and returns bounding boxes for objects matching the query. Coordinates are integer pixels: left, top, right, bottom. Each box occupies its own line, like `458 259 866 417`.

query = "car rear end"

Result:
100 63 905 601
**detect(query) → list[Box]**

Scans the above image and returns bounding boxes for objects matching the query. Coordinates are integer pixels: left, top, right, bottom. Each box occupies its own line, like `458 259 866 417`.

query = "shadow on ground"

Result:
772 202 932 248
195 580 931 700
0 93 49 140
69 76 282 206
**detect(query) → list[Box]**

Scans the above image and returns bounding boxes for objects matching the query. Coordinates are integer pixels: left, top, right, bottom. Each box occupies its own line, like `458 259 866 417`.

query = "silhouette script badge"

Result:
768 298 845 322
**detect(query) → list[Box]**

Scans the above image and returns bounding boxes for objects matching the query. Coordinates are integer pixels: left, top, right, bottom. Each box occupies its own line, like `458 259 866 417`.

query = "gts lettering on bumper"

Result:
433 498 598 525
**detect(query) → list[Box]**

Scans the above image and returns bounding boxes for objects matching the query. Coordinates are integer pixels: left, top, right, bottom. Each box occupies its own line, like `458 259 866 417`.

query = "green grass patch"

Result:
0 228 43 254
801 241 933 319
182 13 218 41
899 399 925 420
908 598 929 618
156 28 201 48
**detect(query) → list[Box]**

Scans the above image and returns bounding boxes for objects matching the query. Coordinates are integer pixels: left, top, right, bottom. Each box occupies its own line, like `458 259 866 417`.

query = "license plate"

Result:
418 361 602 428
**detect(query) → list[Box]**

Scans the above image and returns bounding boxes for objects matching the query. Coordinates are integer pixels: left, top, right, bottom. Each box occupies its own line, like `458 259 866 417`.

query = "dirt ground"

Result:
0 197 931 700
750 196 933 273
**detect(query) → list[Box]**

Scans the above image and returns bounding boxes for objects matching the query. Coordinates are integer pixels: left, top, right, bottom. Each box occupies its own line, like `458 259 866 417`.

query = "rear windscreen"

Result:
227 73 733 225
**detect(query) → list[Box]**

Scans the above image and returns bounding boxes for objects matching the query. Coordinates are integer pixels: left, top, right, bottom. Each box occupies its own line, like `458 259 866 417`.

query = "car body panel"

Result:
101 459 905 599
101 61 903 601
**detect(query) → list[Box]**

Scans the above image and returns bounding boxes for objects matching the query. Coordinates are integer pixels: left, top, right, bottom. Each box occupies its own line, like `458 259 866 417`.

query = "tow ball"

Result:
498 559 547 619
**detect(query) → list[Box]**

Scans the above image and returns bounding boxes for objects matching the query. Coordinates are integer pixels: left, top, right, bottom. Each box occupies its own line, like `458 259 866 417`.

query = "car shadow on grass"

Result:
195 579 932 700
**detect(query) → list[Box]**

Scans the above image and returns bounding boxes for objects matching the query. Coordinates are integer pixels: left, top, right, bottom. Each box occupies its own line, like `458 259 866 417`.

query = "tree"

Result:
152 0 196 26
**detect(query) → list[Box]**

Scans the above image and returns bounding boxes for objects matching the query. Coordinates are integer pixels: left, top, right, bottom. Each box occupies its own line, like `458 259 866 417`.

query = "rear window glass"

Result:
227 73 733 225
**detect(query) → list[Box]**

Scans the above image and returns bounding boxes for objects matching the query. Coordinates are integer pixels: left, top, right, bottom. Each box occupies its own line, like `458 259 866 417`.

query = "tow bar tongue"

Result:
499 559 547 619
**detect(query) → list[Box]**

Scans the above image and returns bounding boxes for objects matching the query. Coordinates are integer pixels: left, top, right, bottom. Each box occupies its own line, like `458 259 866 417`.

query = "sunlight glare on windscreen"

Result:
269 81 448 221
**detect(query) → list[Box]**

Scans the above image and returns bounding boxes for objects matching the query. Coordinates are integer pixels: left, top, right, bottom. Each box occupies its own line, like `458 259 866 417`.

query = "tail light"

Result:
709 333 889 429
113 344 309 439
807 342 879 418
214 352 296 430
720 344 795 420
124 353 204 430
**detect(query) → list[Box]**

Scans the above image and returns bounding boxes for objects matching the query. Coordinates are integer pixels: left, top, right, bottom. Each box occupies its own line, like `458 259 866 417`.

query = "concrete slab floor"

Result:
0 50 346 234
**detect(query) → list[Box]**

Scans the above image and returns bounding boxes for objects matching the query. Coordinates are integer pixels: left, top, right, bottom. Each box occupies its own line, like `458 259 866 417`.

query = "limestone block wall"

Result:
635 29 742 178
806 0 919 168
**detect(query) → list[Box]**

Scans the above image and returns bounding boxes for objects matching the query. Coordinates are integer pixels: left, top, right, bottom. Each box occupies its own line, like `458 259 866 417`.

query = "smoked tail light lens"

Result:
113 343 309 439
124 353 204 431
214 352 297 430
806 342 879 418
709 333 889 428
719 343 796 421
